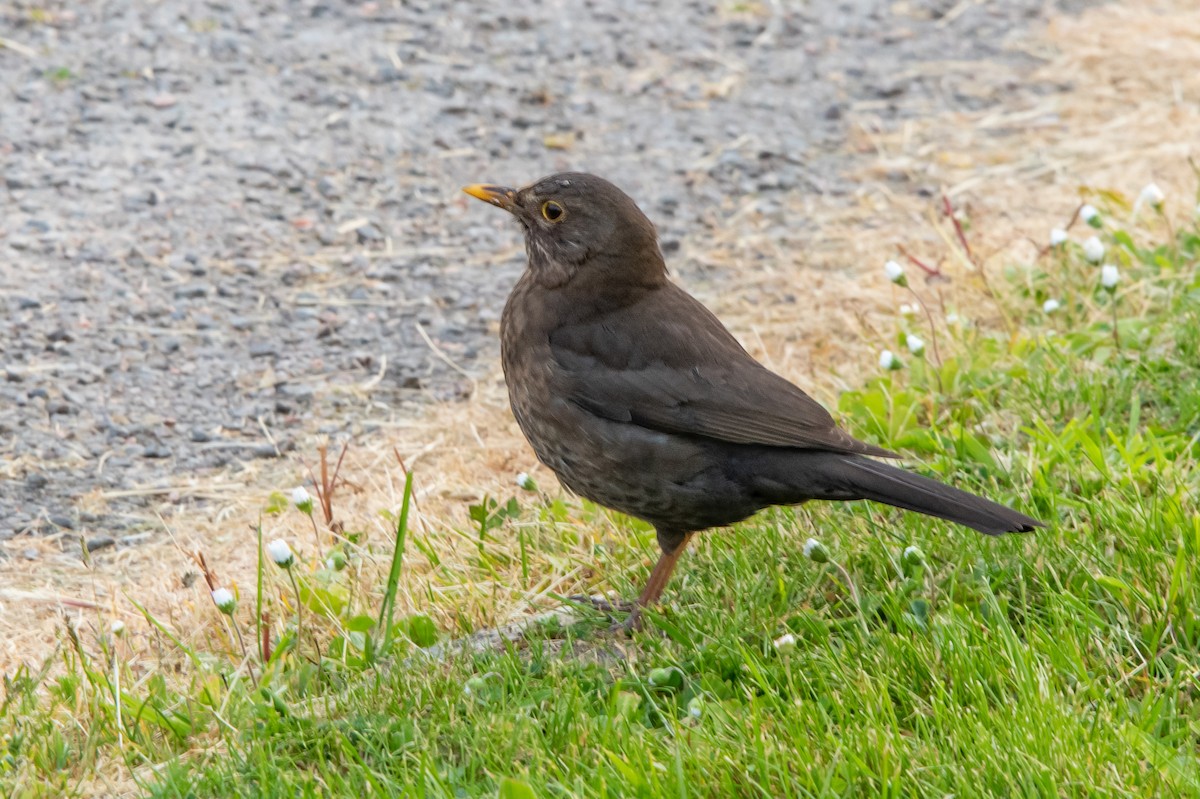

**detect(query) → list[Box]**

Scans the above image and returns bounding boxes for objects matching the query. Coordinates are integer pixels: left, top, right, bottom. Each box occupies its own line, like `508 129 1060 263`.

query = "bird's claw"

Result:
608 607 644 635
567 594 636 615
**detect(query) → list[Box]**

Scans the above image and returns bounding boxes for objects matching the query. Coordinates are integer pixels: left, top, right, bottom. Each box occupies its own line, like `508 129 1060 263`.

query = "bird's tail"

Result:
747 451 1044 535
831 455 1043 535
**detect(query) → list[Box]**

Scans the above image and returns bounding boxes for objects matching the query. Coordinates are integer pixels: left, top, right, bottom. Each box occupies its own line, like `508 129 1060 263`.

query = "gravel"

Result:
0 0 1094 538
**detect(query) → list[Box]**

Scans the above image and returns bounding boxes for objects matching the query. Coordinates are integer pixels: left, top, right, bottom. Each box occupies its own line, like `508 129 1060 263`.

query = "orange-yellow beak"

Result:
462 183 519 212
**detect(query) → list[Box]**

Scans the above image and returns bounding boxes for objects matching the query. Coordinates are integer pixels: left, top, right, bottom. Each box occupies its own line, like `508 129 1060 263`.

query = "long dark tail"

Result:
744 451 1045 535
832 455 1043 535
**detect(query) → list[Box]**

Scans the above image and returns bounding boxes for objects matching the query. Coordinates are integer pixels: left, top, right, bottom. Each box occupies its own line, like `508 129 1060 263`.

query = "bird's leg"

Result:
616 531 694 632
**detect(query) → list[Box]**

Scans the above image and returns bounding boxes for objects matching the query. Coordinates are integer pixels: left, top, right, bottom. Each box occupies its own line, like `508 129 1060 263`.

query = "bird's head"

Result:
463 172 666 289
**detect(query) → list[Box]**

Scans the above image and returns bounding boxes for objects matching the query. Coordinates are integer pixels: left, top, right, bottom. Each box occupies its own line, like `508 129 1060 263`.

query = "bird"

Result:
463 172 1043 630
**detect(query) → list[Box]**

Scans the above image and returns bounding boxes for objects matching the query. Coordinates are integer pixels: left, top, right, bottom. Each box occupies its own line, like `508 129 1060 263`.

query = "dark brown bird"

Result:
464 173 1042 630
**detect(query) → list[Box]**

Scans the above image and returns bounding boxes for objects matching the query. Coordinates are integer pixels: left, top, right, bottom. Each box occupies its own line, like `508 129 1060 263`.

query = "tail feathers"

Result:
837 456 1043 535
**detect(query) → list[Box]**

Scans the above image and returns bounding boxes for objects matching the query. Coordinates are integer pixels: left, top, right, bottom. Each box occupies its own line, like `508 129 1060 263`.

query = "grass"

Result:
3 191 1199 798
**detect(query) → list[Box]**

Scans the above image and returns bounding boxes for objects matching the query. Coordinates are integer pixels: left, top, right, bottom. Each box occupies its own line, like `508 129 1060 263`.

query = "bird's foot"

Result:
608 605 644 635
566 594 636 615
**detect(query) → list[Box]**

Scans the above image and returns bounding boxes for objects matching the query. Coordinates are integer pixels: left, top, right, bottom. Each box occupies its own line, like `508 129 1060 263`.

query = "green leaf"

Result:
406 614 438 647
346 615 376 633
264 491 289 515
647 666 685 692
498 777 537 799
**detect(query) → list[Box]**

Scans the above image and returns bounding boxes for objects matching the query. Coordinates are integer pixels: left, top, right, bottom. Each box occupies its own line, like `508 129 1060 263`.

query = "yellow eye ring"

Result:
541 201 565 222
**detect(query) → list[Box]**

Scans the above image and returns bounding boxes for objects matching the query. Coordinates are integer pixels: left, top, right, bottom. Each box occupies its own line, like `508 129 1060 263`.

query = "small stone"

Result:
25 473 49 490
22 548 39 561
189 427 213 442
174 283 208 299
249 342 277 358
317 177 340 198
140 444 172 459
122 189 158 211
356 224 384 243
86 537 116 553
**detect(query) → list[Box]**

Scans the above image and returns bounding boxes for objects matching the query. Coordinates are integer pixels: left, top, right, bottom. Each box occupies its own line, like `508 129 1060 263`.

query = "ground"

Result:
3 0 1094 538
3 1 1200 796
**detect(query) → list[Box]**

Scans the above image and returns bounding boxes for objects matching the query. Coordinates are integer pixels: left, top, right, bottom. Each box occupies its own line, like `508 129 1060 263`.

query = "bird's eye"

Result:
541 201 565 222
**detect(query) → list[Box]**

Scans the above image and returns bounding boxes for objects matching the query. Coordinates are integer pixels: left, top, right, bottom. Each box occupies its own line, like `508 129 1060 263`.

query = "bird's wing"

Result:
549 284 897 458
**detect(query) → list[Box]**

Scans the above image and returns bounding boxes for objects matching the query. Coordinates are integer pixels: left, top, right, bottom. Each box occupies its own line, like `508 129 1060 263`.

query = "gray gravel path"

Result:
1 0 1095 540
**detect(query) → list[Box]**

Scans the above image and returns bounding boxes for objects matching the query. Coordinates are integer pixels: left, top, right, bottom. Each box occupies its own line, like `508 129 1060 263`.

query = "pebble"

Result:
175 283 209 299
356 224 385 243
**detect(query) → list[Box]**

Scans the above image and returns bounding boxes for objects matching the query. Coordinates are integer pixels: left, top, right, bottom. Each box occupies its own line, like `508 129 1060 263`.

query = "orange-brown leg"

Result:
619 533 694 632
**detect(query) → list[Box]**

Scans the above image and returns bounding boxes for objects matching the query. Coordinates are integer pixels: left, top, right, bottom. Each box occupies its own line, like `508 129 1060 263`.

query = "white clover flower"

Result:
945 312 960 325
1101 264 1119 290
1079 205 1100 227
515 472 536 491
899 303 916 317
267 538 295 568
1082 236 1105 264
1139 183 1164 209
463 675 491 697
211 587 236 614
773 633 797 653
879 349 900 370
110 619 126 636
687 697 704 718
1049 228 1068 247
902 545 925 569
1042 298 1061 314
291 486 313 514
905 334 925 355
884 260 907 286
802 537 828 563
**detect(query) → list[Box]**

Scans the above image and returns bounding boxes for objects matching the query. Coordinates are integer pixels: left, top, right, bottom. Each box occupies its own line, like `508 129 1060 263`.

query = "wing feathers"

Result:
551 285 896 458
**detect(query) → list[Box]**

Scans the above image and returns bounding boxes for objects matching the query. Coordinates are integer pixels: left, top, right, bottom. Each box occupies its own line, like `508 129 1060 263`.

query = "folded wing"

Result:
550 284 897 458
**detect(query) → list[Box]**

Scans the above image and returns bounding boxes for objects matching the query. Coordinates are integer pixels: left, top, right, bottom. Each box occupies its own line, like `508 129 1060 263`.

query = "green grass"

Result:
3 196 1199 798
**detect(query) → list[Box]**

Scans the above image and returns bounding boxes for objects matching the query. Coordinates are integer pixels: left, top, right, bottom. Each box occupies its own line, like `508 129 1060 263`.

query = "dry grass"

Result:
3 0 1199 678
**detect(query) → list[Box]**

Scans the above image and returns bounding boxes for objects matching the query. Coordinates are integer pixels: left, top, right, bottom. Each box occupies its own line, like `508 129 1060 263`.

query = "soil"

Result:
0 0 1098 543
